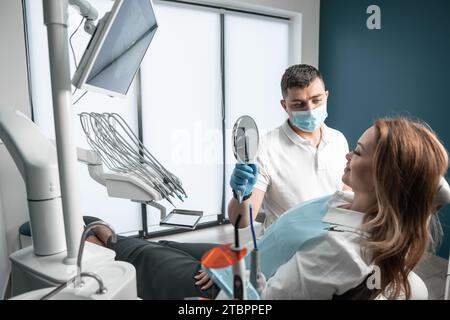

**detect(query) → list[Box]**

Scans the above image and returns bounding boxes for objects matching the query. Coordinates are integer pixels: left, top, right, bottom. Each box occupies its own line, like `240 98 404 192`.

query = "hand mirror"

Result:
232 115 259 202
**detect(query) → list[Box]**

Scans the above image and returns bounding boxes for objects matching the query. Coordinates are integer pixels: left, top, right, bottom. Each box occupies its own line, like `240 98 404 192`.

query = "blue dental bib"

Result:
256 194 332 278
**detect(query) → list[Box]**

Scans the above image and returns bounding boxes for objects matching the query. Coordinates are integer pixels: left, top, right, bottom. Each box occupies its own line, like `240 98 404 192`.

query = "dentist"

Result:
228 64 350 231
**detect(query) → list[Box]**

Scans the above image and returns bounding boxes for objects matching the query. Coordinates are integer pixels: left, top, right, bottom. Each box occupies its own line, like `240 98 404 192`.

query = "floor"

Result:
152 222 449 300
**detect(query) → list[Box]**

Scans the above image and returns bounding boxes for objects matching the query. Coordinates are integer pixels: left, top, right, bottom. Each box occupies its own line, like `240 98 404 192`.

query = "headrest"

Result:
433 177 450 208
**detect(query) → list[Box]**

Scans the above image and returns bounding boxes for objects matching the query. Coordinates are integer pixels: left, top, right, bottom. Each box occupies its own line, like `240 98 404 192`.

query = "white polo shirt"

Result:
254 120 349 233
261 191 374 300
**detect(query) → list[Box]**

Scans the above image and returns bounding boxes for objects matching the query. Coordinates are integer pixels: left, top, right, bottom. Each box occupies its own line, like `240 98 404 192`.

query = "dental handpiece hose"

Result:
232 214 247 300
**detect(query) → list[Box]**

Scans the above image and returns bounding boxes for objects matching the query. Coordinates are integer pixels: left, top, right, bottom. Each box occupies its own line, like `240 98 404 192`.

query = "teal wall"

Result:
319 0 450 258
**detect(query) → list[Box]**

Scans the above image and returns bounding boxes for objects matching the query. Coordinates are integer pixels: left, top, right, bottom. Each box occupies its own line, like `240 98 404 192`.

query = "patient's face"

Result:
342 126 377 193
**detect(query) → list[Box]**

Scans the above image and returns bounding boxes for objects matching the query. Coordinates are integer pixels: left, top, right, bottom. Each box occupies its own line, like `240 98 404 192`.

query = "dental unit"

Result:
0 0 164 299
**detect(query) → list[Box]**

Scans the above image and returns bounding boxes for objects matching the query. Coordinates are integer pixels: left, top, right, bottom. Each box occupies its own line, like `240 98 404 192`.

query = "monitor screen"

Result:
72 0 158 97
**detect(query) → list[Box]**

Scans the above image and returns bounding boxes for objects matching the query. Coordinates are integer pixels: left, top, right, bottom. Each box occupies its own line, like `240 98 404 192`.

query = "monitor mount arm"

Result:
68 0 99 34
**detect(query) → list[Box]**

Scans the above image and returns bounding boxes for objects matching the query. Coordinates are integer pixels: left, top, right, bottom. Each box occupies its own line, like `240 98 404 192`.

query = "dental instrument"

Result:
249 204 261 292
232 214 247 300
78 112 186 206
201 243 262 299
249 204 258 250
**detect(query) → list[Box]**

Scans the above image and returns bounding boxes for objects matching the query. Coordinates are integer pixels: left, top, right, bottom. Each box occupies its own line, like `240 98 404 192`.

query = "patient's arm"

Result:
227 188 265 228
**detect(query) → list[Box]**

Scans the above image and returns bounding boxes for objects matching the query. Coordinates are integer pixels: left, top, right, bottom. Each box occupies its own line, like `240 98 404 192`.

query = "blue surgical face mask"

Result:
290 103 328 132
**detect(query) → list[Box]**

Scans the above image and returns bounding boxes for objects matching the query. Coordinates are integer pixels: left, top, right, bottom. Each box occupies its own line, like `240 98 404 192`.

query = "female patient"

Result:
88 117 449 300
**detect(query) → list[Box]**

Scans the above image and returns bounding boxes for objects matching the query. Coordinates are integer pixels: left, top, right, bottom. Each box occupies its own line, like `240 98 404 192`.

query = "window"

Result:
23 0 290 235
224 12 289 212
140 4 223 228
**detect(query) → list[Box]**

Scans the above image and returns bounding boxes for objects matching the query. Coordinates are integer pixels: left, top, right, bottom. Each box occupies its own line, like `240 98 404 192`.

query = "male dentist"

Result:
228 64 350 232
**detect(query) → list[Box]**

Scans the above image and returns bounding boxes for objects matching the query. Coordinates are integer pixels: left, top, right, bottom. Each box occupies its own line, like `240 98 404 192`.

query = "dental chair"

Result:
373 271 428 300
435 177 450 300
331 270 428 300
407 272 429 300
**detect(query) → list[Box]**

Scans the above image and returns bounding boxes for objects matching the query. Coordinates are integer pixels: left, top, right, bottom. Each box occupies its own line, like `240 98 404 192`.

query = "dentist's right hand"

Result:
230 164 258 198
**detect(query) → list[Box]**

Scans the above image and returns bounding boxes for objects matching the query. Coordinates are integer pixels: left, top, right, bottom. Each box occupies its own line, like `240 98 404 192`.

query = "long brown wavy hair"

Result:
362 118 448 299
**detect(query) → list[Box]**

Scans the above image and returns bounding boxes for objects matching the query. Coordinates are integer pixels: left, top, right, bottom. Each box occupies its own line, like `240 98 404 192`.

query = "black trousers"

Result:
107 236 220 300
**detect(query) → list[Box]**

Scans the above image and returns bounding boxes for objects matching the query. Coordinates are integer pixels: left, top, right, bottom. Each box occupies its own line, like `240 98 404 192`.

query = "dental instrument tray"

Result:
160 209 203 230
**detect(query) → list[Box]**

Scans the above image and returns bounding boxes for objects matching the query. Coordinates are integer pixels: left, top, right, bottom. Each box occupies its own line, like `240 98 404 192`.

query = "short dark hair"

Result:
280 64 324 98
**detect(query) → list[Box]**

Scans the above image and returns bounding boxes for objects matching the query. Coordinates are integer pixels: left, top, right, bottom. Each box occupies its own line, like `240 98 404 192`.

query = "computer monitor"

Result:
72 0 158 97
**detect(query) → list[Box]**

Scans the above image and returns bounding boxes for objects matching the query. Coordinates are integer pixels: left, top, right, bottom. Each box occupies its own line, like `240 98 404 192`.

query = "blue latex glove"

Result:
230 164 258 197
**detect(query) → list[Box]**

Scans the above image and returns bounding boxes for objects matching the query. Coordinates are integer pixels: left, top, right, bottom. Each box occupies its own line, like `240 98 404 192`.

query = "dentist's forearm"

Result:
227 188 265 228
228 197 251 228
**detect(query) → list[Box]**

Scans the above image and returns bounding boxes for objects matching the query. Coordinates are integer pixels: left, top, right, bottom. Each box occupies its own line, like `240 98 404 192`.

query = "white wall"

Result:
0 0 32 297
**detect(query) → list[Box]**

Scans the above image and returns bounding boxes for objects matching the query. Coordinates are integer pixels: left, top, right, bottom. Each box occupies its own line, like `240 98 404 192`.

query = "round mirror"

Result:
232 116 259 164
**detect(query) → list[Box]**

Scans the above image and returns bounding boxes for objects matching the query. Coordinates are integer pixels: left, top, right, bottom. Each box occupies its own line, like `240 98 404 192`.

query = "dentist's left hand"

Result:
230 164 258 197
194 269 214 290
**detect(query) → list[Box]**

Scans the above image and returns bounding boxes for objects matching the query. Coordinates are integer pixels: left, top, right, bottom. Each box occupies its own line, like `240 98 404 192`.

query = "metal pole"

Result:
43 0 84 264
